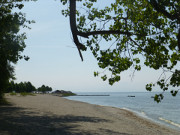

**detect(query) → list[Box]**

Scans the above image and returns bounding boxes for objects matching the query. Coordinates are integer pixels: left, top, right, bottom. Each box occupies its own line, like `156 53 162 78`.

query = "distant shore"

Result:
0 94 179 135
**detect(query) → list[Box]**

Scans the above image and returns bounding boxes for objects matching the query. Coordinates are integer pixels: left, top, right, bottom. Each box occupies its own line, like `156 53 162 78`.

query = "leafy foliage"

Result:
7 81 36 93
37 85 52 93
0 0 36 99
61 0 180 102
61 92 77 97
20 92 35 96
7 81 52 93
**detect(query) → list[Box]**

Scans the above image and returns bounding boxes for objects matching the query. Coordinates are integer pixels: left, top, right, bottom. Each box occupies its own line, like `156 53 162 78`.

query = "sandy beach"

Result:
0 94 179 135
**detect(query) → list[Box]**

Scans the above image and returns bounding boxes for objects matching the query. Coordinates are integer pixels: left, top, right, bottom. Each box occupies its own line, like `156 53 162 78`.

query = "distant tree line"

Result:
6 81 52 93
37 85 52 93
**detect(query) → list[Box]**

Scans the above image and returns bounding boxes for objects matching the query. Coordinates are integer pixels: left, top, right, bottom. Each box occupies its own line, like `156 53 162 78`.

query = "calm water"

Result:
66 92 180 131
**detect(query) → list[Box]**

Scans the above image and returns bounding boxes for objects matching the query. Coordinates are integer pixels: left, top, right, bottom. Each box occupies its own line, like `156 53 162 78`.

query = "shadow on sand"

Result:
0 105 131 135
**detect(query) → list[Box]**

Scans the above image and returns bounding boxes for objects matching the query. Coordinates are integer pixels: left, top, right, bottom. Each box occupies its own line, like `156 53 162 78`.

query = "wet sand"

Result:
0 94 179 135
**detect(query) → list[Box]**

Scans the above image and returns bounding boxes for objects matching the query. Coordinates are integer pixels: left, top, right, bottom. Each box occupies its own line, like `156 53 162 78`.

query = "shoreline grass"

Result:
20 92 36 96
10 92 17 96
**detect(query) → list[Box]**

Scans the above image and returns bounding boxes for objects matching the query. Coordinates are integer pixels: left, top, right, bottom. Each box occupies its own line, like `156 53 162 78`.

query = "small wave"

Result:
140 111 146 116
122 107 131 111
122 107 136 113
122 108 148 118
159 117 180 128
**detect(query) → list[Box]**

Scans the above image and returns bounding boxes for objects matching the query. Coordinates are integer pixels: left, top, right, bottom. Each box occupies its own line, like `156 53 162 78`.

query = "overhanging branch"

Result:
78 30 132 38
69 0 132 61
70 0 85 61
70 0 180 60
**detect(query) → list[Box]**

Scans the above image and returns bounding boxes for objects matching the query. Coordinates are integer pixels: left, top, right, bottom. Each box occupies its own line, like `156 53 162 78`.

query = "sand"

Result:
0 94 179 135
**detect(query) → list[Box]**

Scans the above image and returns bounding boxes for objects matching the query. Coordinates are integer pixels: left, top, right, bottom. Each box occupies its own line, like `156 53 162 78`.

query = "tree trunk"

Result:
0 58 9 101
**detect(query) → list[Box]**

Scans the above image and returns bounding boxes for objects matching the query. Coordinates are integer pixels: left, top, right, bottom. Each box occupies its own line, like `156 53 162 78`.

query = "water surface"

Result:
66 92 180 131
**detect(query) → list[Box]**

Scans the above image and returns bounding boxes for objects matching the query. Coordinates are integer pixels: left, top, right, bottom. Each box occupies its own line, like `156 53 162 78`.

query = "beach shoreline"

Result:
0 94 179 135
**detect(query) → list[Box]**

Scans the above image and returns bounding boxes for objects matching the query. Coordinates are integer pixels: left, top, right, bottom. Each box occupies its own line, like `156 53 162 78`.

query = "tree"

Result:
6 81 15 93
6 81 36 93
25 81 36 92
37 85 52 93
0 0 35 101
61 0 180 102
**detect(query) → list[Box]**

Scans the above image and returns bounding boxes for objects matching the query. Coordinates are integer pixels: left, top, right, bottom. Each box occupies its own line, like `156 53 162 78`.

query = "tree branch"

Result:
77 30 132 38
178 28 180 51
149 0 180 22
69 0 133 60
70 0 85 61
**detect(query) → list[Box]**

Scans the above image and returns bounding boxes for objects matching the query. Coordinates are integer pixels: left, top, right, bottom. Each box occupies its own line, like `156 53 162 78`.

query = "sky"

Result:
14 0 165 92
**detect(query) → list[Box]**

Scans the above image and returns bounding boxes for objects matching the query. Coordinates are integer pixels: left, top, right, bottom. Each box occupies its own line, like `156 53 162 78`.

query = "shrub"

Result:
20 92 36 96
10 92 17 96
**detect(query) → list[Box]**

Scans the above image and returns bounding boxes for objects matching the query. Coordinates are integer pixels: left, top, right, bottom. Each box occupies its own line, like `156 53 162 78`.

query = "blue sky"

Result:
14 0 163 92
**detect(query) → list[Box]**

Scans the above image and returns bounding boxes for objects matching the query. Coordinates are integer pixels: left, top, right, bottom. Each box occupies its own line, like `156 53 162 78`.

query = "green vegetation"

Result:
52 90 76 97
9 91 35 96
61 0 180 102
10 92 17 96
0 0 36 101
6 81 75 97
1 0 179 103
37 85 52 93
61 93 77 97
20 92 36 96
6 81 53 94
7 81 36 93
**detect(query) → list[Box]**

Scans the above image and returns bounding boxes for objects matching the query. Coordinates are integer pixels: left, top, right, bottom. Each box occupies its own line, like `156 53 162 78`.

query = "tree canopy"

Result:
7 81 36 93
0 0 35 100
7 81 52 93
37 85 52 93
61 0 180 102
